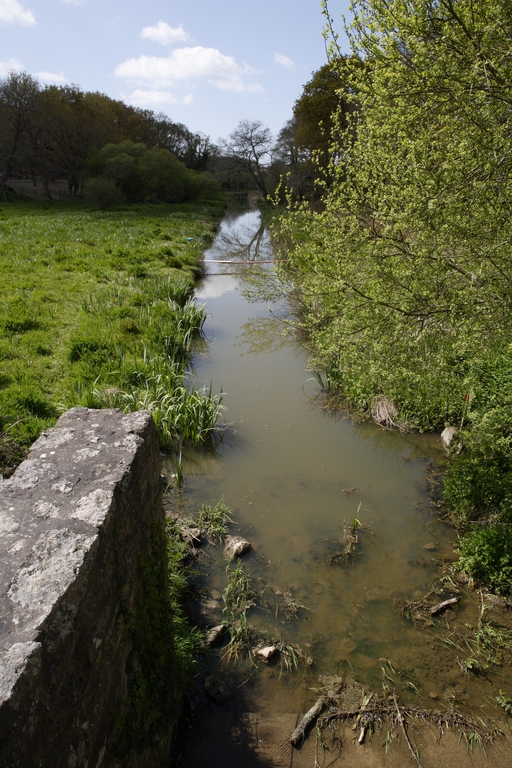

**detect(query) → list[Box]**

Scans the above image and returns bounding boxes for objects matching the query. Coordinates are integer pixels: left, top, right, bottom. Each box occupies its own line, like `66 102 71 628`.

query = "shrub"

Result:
68 337 112 363
457 525 512 594
83 177 123 210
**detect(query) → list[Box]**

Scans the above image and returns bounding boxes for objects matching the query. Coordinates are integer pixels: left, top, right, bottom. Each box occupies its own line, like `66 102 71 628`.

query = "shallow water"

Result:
166 208 512 717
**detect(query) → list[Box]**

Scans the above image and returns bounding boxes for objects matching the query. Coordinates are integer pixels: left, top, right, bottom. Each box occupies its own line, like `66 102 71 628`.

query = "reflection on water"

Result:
170 208 511 720
204 209 273 263
235 315 290 356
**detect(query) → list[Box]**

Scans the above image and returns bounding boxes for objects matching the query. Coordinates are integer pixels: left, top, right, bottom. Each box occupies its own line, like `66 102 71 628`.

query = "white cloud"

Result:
0 0 35 26
195 275 238 299
122 89 178 107
122 89 194 108
0 57 24 76
115 46 263 93
60 0 84 4
141 21 188 46
36 70 67 84
274 52 296 71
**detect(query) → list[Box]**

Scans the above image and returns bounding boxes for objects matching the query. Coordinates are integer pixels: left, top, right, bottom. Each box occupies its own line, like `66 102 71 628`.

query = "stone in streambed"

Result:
441 426 458 449
204 674 232 703
253 645 279 663
223 535 251 561
203 625 227 649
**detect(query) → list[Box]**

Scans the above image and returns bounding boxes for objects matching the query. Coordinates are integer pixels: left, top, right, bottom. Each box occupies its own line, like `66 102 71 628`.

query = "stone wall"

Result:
0 407 176 768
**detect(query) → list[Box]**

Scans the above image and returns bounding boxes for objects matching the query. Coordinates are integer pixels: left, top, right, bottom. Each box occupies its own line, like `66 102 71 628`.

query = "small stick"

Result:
393 694 424 768
290 697 326 747
429 597 460 616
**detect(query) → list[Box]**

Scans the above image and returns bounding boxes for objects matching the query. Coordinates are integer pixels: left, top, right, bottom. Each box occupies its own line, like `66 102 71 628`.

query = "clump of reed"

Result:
222 561 255 660
94 369 224 448
195 498 232 542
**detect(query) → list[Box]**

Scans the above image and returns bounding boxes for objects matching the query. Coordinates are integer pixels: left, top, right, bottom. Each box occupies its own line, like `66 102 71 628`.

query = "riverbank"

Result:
268 201 512 600
0 199 225 472
0 197 233 762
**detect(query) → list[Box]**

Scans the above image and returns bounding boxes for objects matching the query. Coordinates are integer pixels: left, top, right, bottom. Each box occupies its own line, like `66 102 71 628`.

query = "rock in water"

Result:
253 645 279 662
441 425 458 448
223 535 251 561
203 625 226 649
204 674 232 703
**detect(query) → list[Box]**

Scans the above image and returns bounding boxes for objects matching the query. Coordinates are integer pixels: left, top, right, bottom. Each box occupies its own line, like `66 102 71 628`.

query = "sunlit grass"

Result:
0 200 224 470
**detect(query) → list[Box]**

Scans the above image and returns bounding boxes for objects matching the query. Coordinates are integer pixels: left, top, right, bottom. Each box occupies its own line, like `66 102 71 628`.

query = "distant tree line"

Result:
0 71 217 200
0 62 354 205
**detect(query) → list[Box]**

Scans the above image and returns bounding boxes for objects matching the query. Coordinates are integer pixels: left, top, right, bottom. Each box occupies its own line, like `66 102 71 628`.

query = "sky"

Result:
0 0 351 143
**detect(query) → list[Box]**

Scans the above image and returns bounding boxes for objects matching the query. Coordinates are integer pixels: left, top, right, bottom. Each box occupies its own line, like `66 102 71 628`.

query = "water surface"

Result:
168 208 511 716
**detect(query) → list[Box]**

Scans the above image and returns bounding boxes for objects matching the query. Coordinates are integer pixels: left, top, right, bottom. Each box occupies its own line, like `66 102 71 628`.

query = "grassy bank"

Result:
0 199 226 473
0 197 227 741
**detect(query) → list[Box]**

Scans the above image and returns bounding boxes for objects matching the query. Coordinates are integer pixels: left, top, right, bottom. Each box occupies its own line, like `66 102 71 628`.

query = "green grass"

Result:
195 498 233 541
0 199 225 471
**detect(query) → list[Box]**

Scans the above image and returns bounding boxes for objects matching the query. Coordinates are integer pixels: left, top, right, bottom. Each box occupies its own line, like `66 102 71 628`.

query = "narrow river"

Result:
166 208 511 760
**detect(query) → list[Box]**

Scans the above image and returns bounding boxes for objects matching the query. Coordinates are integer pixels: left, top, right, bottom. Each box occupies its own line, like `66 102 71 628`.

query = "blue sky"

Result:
0 0 351 143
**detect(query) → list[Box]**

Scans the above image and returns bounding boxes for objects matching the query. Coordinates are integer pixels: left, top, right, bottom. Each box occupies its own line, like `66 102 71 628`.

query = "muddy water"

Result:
168 209 511 718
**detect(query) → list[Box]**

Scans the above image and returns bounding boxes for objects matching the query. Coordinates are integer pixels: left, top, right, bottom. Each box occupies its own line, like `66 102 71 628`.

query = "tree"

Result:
0 72 217 195
292 60 353 169
271 118 315 201
279 0 512 424
0 71 40 189
221 120 273 196
86 140 220 204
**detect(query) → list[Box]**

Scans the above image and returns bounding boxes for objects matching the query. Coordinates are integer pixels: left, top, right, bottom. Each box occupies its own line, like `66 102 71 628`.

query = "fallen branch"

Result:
318 703 495 746
394 693 424 768
290 697 326 747
429 597 460 616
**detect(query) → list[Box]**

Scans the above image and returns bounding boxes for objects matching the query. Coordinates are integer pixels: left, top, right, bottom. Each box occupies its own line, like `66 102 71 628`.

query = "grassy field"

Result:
0 199 225 474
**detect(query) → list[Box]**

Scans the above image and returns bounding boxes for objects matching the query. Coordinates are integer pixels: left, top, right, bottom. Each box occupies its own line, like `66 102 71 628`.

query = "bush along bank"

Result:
269 0 512 597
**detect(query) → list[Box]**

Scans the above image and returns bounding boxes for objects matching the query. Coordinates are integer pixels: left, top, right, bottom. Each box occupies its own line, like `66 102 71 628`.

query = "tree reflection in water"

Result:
206 211 273 263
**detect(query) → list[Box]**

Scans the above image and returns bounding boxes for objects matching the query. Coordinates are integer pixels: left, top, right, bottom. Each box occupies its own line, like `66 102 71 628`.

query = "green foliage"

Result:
222 561 254 659
277 0 512 424
83 177 124 210
0 202 223 455
274 0 512 591
444 351 512 530
293 60 352 168
166 518 203 683
115 518 202 757
457 525 512 594
97 372 224 449
87 141 222 205
0 71 217 193
445 406 512 528
195 498 232 541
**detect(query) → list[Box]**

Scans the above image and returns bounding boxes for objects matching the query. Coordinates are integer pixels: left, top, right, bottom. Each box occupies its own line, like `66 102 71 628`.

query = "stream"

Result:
165 207 512 754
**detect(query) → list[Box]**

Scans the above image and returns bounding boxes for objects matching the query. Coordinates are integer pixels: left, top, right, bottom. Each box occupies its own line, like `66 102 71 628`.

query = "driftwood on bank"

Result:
429 597 460 616
290 697 326 746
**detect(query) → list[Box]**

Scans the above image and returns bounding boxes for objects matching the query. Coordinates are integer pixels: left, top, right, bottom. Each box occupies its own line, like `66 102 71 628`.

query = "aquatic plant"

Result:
174 447 184 489
195 498 232 542
222 561 255 659
101 374 224 448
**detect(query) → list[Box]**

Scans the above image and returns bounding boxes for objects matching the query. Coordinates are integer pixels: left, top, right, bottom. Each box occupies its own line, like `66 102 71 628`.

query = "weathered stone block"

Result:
0 407 173 768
